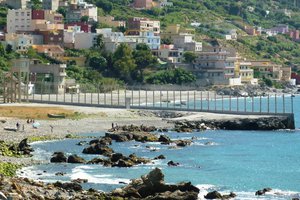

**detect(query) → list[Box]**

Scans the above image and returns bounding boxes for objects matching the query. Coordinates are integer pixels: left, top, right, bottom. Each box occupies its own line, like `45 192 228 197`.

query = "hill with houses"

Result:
0 0 300 91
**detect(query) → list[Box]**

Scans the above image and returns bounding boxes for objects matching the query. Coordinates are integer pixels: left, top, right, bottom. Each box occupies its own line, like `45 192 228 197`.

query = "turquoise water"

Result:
18 96 300 200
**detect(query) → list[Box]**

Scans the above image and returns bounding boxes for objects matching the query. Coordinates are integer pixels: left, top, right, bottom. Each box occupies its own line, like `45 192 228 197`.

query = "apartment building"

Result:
32 44 64 59
74 32 98 49
152 44 184 63
125 31 160 50
5 33 43 51
7 9 32 33
127 17 160 35
250 61 285 80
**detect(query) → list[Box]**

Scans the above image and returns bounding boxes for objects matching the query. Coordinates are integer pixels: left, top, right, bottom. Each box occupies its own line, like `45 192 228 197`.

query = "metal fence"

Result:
16 82 295 115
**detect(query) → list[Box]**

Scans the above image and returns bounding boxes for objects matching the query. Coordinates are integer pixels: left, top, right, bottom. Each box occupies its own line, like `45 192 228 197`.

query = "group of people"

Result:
26 119 35 124
111 123 119 131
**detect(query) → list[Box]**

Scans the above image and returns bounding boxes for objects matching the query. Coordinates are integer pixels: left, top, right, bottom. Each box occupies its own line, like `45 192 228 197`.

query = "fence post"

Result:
167 90 169 108
252 96 254 112
78 87 80 104
222 95 224 111
208 91 210 111
41 83 43 101
275 94 277 114
173 90 175 109
283 94 285 114
48 84 50 101
139 87 141 107
194 91 196 110
146 89 148 108
237 96 239 112
214 92 217 111
260 96 262 113
160 87 162 108
291 95 294 113
91 90 93 104
200 91 203 110
111 87 113 106
229 94 231 112
84 88 86 104
153 90 155 108
180 89 182 109
244 96 246 112
187 91 189 109
98 85 100 105
131 88 133 106
267 94 270 113
71 89 73 103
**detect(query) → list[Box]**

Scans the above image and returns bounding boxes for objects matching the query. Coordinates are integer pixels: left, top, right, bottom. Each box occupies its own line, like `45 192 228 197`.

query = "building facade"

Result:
7 9 32 33
42 0 59 11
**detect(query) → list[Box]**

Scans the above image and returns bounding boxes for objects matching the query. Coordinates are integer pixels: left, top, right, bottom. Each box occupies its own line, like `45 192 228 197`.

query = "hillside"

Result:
1 0 300 85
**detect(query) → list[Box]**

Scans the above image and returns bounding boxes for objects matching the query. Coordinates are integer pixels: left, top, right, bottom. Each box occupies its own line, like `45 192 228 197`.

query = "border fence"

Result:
4 81 294 115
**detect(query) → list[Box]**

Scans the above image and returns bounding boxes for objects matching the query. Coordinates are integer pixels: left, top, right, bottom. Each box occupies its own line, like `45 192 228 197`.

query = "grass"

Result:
0 162 21 177
0 106 87 120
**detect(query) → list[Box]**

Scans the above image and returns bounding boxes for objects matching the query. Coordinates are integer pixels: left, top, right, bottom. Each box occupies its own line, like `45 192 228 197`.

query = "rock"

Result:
154 155 166 160
174 140 192 147
167 161 179 166
159 135 171 143
50 152 67 163
76 141 88 146
53 182 82 191
255 188 272 196
112 159 134 168
204 191 223 199
110 153 125 162
89 137 112 146
55 172 66 176
82 144 114 156
18 138 33 155
67 155 86 163
222 192 237 199
111 168 200 199
87 158 106 164
71 178 88 184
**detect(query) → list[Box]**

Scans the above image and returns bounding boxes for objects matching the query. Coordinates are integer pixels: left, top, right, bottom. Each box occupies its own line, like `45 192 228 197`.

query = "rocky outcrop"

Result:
67 155 86 163
110 168 199 200
154 155 166 160
167 161 179 166
204 191 237 199
255 188 272 196
105 132 159 143
109 124 157 133
18 138 34 155
50 152 67 163
82 144 114 156
174 116 295 131
53 181 82 191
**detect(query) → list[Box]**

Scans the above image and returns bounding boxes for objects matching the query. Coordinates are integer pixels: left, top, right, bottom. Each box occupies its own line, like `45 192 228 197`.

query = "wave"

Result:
193 142 219 146
71 166 130 185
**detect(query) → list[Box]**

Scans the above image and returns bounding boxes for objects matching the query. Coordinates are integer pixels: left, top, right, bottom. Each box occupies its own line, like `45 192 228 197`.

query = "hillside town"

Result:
0 0 299 93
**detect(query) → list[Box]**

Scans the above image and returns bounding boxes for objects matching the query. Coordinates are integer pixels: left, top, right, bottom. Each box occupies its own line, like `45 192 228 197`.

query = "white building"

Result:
7 9 32 33
125 31 160 50
5 33 43 51
152 44 183 64
74 32 98 49
80 4 98 22
42 0 59 11
173 33 202 52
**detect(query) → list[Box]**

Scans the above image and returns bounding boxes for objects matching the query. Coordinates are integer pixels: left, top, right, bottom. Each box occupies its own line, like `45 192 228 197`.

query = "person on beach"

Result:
50 125 53 133
16 122 20 131
27 119 30 124
22 124 25 132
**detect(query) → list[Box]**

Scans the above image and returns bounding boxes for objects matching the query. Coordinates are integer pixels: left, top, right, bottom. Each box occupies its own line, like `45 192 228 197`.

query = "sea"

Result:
17 95 300 200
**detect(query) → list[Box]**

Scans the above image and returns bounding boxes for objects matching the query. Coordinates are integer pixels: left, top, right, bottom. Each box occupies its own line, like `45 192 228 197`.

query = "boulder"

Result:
204 191 223 199
55 172 66 176
255 188 272 196
174 140 192 147
167 161 179 166
154 155 166 160
50 152 67 163
53 182 82 192
67 155 86 163
71 178 88 184
18 138 33 155
110 153 125 162
159 135 171 143
82 144 114 156
76 141 88 146
112 159 134 168
110 168 200 199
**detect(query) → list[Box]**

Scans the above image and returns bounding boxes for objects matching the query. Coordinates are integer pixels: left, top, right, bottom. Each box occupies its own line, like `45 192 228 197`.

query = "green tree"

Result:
30 0 42 9
96 0 113 13
94 34 104 50
183 51 197 64
87 52 107 71
133 44 158 82
113 44 136 83
0 43 6 57
57 7 66 18
81 16 89 23
5 44 12 54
